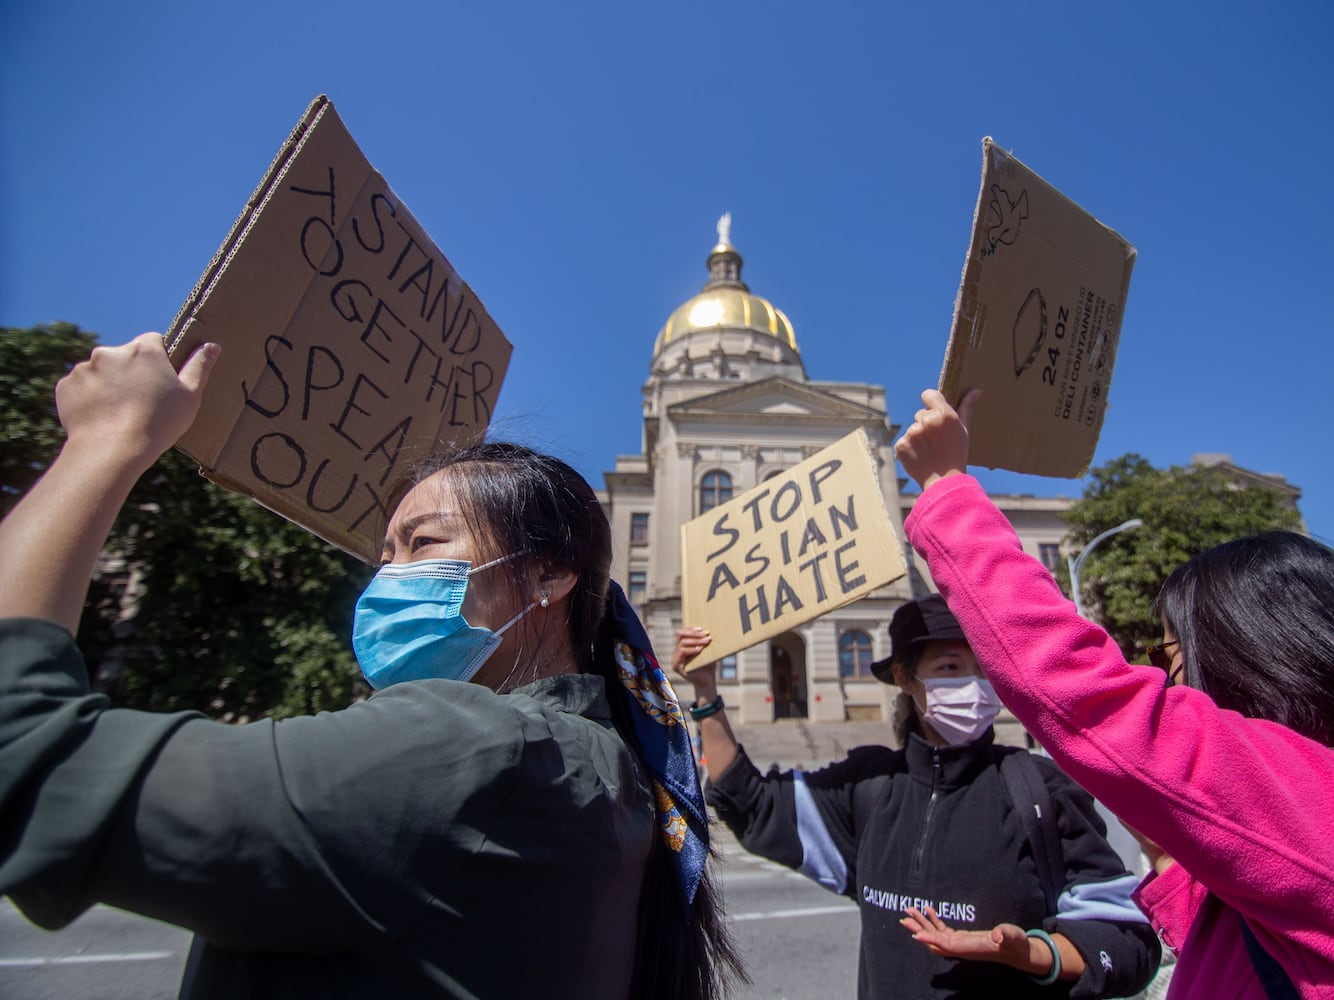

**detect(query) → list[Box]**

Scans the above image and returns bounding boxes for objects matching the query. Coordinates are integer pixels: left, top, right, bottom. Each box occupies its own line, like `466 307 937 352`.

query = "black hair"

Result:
896 643 927 676
595 611 748 999
406 442 746 997
1153 530 1334 746
408 442 609 669
888 645 927 747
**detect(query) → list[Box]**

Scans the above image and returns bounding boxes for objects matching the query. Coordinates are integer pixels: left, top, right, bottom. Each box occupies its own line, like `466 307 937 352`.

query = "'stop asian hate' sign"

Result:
680 429 905 666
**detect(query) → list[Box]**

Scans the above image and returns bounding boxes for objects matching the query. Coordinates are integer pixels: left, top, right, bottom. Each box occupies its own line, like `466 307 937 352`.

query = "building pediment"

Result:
666 377 882 424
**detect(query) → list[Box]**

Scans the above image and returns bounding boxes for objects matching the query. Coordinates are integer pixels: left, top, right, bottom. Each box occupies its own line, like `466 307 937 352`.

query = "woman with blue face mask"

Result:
0 334 746 1000
675 594 1161 999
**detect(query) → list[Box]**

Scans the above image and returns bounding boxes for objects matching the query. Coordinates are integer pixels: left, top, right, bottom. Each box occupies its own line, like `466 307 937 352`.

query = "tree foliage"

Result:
0 323 98 516
94 449 375 719
1062 453 1303 658
4 324 373 719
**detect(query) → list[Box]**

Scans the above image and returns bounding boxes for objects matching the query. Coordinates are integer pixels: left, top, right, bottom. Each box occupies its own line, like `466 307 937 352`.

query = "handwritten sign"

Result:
680 430 905 666
940 137 1135 478
165 96 511 561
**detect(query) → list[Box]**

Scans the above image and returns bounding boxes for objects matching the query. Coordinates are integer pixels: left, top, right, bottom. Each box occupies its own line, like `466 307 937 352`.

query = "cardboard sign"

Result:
165 96 512 562
680 430 906 666
940 137 1135 477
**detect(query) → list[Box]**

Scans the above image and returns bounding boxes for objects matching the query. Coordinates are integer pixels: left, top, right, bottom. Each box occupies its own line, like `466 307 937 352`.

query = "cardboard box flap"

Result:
940 137 1135 478
164 96 512 562
169 98 376 466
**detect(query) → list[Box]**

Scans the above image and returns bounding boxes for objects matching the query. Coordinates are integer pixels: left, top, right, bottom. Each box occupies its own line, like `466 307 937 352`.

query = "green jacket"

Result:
0 617 653 998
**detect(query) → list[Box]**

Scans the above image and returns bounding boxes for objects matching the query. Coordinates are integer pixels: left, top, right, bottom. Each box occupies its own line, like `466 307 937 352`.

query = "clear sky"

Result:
4 0 1331 544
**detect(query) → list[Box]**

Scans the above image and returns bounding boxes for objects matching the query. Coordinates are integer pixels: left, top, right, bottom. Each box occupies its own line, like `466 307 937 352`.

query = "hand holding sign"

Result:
57 334 220 473
672 626 715 679
894 389 981 492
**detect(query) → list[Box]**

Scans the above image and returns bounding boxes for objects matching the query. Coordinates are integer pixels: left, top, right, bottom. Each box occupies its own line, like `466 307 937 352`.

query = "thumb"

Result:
956 388 982 429
178 342 221 394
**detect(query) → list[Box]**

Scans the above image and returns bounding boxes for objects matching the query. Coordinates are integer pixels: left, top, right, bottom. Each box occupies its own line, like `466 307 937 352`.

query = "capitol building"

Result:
598 217 1072 725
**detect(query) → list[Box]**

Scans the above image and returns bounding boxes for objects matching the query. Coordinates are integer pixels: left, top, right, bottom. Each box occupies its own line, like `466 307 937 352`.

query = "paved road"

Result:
0 899 189 1000
712 824 861 998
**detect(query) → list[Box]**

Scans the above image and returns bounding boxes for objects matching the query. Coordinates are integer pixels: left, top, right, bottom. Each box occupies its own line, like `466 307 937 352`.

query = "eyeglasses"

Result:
1146 639 1185 686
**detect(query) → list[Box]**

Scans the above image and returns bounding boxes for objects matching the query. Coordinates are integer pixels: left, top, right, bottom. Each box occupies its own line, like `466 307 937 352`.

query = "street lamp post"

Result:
1068 518 1143 618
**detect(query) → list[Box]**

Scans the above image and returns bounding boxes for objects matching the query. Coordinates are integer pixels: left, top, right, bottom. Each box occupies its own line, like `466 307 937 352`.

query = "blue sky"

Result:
4 1 1331 544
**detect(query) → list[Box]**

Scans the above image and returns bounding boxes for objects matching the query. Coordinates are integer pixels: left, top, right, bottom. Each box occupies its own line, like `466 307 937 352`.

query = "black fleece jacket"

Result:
707 728 1161 999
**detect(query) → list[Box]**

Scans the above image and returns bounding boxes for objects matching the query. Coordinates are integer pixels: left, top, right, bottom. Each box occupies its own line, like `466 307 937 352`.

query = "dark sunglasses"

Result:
1146 639 1185 685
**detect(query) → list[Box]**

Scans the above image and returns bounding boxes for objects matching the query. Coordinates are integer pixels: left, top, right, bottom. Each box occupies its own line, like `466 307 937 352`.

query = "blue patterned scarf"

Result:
603 581 710 918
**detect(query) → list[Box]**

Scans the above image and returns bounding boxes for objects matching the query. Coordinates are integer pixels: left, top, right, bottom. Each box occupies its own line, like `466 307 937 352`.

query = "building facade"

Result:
599 218 1077 725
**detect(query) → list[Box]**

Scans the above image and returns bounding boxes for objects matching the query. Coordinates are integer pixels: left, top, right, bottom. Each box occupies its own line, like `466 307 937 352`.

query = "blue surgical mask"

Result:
352 555 534 690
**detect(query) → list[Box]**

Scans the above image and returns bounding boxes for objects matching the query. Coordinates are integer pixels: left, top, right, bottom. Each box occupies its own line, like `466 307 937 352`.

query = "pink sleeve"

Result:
904 475 1334 959
1133 864 1202 955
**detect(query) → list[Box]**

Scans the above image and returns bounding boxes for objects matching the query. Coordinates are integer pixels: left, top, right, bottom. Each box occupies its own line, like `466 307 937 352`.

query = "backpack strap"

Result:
998 749 1064 916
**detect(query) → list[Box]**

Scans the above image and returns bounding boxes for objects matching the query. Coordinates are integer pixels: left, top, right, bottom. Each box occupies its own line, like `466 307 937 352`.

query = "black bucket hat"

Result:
869 594 966 683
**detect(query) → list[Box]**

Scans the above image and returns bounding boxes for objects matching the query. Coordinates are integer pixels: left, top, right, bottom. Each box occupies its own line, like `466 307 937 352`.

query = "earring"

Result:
539 589 550 608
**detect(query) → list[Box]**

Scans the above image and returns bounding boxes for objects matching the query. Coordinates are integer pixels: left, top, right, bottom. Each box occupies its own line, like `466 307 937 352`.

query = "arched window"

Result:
699 470 733 514
839 629 875 679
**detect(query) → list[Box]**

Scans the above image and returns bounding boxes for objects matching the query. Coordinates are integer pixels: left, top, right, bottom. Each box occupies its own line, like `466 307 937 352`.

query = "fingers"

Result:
674 627 712 657
56 331 219 465
920 388 951 412
922 906 948 932
955 387 982 428
672 627 714 674
894 385 974 490
899 910 943 952
177 341 221 394
904 906 949 932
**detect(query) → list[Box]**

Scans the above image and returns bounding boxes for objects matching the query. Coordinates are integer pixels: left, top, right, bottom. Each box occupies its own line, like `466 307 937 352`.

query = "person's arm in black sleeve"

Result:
0 619 198 928
707 745 805 870
708 743 889 897
0 620 369 950
0 338 365 949
1039 759 1163 999
0 336 221 925
676 626 876 896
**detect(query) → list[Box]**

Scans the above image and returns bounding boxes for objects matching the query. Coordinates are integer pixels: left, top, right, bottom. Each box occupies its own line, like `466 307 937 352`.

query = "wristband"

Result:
688 694 725 721
1025 928 1061 986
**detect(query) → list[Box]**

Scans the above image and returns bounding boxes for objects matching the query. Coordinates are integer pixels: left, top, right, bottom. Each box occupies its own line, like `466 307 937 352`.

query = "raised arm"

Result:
671 626 740 777
0 333 218 632
892 387 979 492
894 386 1334 980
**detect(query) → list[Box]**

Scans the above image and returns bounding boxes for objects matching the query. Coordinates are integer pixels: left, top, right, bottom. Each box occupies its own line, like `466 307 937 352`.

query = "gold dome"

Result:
654 288 798 355
652 214 799 357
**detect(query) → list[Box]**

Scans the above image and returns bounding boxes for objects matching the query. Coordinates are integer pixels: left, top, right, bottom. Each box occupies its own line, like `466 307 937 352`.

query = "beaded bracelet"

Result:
1025 928 1061 986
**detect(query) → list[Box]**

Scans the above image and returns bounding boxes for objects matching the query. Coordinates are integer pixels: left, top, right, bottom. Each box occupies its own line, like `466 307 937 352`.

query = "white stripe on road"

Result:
731 905 857 921
722 869 803 882
0 951 177 967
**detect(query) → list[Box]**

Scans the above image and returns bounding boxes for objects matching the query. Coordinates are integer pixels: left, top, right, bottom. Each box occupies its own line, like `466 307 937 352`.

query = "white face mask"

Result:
914 676 1001 746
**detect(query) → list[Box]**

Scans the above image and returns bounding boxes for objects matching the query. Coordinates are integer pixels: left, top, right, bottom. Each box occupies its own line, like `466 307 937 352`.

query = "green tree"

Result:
100 449 374 719
1062 453 1303 658
0 323 98 516
3 324 374 719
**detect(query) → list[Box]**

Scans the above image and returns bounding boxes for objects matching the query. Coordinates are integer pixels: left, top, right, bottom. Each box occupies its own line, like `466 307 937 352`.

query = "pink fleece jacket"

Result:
905 475 1334 999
